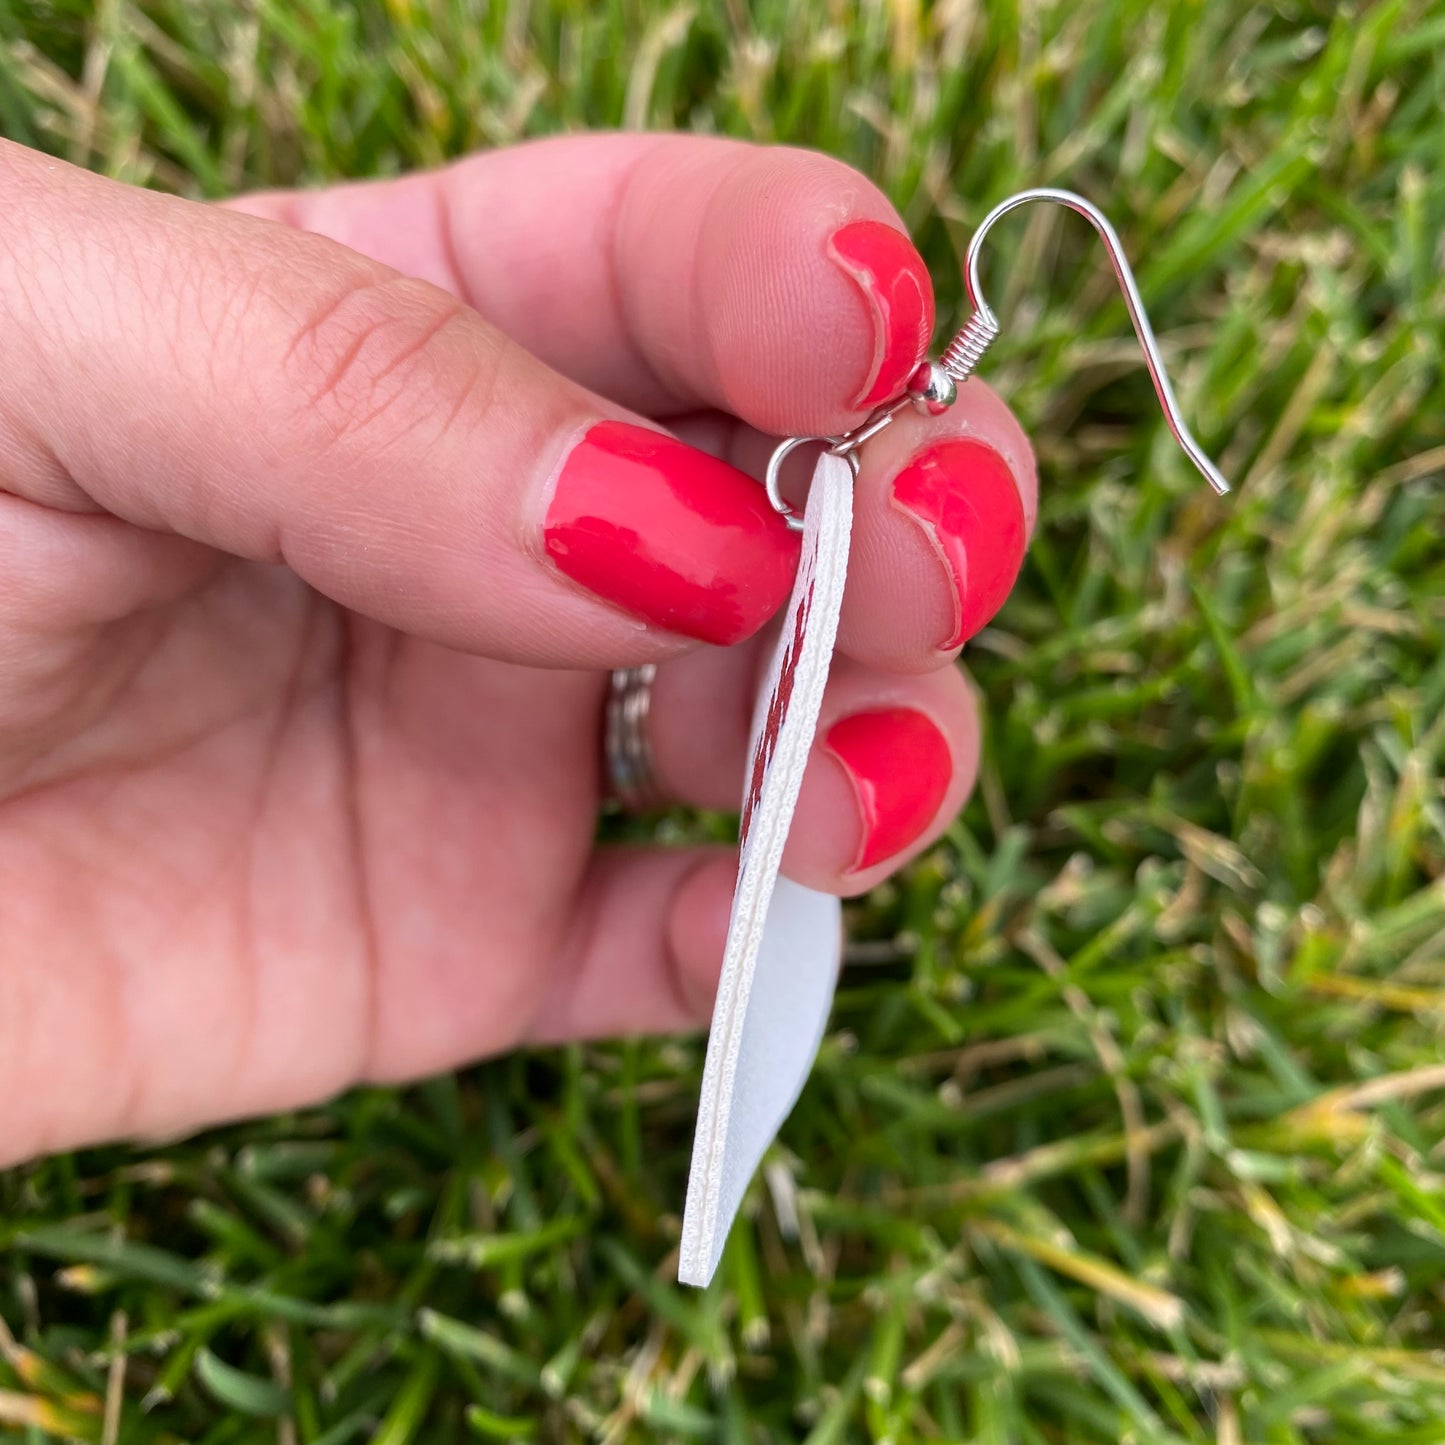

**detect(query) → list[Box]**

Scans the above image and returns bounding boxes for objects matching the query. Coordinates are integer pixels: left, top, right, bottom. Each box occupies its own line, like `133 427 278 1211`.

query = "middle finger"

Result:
681 377 1038 675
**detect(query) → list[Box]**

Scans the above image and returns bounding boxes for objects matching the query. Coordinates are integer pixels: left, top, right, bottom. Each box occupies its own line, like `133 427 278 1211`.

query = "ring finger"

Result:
642 634 981 896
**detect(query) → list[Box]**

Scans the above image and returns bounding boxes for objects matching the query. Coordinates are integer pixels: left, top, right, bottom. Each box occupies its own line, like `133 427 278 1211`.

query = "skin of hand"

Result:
0 134 1036 1168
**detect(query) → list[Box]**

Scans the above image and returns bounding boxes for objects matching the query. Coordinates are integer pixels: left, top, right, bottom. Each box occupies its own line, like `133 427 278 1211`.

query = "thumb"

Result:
0 142 798 663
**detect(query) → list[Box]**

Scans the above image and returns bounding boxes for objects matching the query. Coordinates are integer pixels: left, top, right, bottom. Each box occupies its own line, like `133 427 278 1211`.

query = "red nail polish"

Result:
543 421 799 646
890 438 1026 650
825 708 953 871
827 220 934 409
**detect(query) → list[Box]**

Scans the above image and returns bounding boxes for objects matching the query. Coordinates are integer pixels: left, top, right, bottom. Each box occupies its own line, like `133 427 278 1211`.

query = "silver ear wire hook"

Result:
765 187 1229 530
953 188 1230 496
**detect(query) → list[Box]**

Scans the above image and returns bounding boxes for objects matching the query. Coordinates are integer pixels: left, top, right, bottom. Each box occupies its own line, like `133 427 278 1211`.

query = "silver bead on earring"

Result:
904 360 958 416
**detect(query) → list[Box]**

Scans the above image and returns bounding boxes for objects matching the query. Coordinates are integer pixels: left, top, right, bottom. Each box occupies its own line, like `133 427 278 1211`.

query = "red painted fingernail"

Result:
827 220 934 409
890 438 1026 650
825 707 953 872
543 421 799 646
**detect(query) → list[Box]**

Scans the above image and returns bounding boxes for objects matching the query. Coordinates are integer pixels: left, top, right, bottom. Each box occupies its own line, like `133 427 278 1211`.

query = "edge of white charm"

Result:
678 453 854 1288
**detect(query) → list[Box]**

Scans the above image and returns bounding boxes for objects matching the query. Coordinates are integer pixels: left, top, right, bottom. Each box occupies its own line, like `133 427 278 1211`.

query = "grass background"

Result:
2 0 1445 1439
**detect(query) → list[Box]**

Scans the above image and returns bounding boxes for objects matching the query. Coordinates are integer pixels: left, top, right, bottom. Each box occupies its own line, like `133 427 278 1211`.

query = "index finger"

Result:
228 133 934 440
233 136 1038 676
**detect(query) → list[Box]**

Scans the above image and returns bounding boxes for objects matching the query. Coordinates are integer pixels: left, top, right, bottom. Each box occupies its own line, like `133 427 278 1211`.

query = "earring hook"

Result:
946 187 1229 497
764 187 1229 530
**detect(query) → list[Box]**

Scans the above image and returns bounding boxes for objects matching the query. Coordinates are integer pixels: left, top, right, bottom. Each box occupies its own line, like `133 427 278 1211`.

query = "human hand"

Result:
0 134 1034 1165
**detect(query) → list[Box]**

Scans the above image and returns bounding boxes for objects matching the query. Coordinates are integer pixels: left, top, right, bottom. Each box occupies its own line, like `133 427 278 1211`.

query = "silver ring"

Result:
764 435 862 532
604 665 666 813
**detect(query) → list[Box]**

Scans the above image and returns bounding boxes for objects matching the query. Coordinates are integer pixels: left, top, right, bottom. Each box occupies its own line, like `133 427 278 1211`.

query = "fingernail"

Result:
890 438 1026 650
825 707 953 872
827 220 934 409
543 421 800 646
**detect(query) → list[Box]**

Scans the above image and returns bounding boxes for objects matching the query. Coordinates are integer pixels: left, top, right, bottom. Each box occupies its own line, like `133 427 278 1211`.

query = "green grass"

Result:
3 0 1445 1439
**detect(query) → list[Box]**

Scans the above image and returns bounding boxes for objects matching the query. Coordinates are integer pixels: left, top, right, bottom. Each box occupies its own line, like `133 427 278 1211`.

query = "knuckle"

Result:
278 272 502 457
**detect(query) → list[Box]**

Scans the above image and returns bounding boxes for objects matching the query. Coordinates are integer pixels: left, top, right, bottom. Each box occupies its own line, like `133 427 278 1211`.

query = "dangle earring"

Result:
677 190 1230 1288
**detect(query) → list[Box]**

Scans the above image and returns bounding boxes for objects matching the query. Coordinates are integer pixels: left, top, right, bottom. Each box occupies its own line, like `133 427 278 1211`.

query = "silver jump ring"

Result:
764 436 862 532
604 665 666 813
